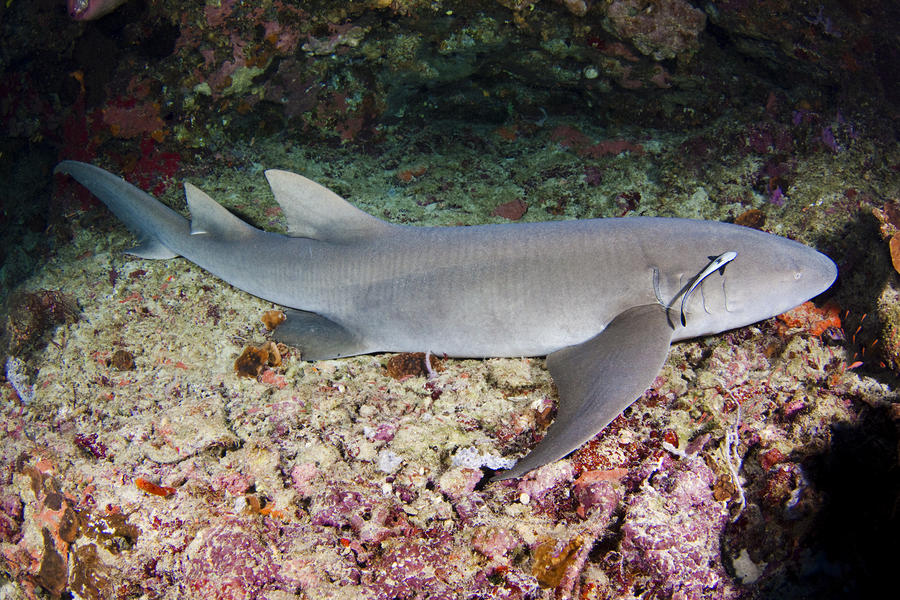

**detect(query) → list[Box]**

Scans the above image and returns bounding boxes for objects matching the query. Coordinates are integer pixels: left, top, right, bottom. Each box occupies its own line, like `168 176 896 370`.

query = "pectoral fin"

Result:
274 309 371 360
493 304 674 480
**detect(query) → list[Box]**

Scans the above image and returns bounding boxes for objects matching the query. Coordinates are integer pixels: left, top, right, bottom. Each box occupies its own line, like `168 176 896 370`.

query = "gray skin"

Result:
55 161 838 480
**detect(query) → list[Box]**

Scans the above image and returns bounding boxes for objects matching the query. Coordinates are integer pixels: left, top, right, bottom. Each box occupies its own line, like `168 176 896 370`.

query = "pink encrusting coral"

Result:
184 519 302 599
550 125 644 158
620 454 740 599
101 99 166 139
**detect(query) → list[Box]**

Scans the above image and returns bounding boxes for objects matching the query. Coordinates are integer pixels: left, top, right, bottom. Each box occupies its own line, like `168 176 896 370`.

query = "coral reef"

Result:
1 128 896 597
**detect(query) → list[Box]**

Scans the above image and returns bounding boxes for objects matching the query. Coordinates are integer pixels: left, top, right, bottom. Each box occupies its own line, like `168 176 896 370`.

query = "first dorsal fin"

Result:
264 170 395 242
184 182 256 238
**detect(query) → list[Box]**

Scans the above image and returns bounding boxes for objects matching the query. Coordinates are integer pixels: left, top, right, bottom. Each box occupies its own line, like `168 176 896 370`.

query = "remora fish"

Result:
55 161 837 480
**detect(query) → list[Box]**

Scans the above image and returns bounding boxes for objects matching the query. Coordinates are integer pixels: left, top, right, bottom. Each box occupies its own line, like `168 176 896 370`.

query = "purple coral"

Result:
472 526 521 562
311 486 413 544
73 433 109 459
769 186 785 206
574 477 622 519
310 483 535 598
363 529 463 600
517 461 575 506
0 494 22 543
620 454 740 599
184 519 299 599
438 467 485 521
290 463 320 498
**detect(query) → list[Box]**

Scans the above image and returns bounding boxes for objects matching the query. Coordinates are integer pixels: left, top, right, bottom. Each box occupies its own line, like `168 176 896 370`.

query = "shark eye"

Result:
794 271 803 280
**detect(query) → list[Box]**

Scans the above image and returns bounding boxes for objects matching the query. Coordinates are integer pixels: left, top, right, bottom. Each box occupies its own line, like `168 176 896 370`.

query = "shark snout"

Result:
803 249 838 297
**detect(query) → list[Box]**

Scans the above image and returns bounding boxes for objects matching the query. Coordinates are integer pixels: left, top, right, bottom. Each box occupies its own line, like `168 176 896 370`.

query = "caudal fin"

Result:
55 161 187 259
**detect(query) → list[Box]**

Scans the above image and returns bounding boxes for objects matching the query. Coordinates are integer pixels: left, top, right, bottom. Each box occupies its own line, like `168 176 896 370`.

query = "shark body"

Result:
55 160 837 479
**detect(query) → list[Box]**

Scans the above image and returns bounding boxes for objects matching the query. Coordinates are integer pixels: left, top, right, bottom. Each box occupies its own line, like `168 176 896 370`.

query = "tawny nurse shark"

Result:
55 160 837 480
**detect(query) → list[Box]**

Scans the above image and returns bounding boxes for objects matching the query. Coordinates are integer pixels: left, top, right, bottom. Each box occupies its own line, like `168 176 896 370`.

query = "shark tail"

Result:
55 160 188 259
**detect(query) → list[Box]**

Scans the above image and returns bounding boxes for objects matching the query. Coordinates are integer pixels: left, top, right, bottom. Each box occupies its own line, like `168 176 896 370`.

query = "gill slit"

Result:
665 251 738 327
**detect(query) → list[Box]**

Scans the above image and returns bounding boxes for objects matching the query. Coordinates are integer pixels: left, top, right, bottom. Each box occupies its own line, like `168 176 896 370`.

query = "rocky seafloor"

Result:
1 1 899 599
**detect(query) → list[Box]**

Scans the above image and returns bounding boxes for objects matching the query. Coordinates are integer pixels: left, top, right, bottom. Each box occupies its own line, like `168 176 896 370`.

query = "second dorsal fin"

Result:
184 182 256 238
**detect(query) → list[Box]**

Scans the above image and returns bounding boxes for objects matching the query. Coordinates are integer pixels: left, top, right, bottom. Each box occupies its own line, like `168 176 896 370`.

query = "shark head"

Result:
672 225 837 340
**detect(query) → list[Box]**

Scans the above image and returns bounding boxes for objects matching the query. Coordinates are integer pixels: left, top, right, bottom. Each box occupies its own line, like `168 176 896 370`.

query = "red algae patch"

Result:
491 198 528 220
134 477 176 498
776 301 841 337
397 165 427 183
